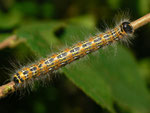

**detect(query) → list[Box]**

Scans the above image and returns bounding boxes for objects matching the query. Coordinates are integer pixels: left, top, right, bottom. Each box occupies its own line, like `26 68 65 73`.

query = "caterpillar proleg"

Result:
12 21 134 88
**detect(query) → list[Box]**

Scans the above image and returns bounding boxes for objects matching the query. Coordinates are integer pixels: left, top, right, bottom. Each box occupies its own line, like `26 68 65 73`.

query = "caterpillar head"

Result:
121 22 134 35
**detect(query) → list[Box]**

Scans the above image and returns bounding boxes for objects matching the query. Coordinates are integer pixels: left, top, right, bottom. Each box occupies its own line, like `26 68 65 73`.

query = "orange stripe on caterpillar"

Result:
12 21 134 85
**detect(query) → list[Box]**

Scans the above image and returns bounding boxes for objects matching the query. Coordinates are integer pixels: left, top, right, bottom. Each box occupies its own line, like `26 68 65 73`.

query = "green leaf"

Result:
61 21 150 113
139 58 150 79
16 21 64 56
0 10 22 30
138 0 150 15
14 15 150 113
107 0 122 9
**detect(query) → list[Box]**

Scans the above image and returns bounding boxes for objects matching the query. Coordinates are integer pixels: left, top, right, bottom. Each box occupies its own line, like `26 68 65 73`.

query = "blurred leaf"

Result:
68 15 96 29
42 3 54 18
14 1 39 17
107 0 122 9
61 17 150 113
139 58 150 79
60 15 96 47
0 10 22 30
13 15 150 113
16 21 65 56
138 0 150 15
139 58 150 90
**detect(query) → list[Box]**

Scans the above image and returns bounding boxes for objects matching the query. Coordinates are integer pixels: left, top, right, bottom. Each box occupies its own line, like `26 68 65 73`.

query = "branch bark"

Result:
0 13 150 99
0 81 15 98
131 13 150 30
0 35 17 50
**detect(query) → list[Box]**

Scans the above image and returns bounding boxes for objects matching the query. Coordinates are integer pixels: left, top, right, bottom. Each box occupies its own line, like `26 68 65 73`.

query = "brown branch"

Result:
0 81 15 98
0 35 25 50
131 13 150 30
0 35 17 50
0 13 150 99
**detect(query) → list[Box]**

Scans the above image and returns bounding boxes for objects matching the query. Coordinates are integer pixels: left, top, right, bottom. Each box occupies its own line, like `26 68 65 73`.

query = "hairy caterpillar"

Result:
12 21 134 88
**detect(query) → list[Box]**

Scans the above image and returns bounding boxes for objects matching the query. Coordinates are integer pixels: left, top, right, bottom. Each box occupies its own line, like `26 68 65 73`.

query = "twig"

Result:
0 81 15 98
0 13 150 99
131 13 150 30
0 35 17 50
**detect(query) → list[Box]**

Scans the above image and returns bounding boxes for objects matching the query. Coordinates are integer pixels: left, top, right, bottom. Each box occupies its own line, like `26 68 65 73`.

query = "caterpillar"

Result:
12 21 134 87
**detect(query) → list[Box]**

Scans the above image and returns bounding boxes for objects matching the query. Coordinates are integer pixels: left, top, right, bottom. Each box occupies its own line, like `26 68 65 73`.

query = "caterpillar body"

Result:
13 21 134 86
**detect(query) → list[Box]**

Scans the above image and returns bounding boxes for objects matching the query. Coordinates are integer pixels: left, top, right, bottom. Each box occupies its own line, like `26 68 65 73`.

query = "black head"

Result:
121 22 133 34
